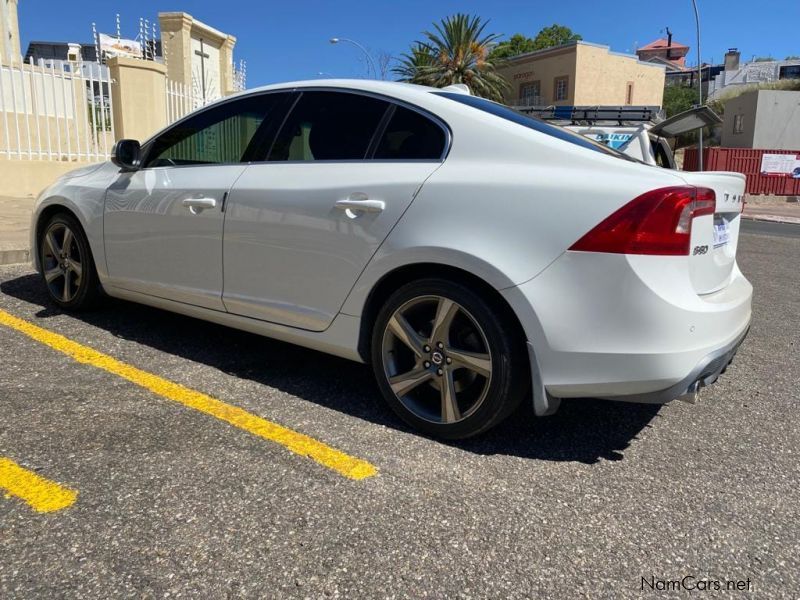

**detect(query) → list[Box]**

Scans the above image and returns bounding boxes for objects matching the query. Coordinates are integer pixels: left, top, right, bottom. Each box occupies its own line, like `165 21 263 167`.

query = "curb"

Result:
741 214 800 225
0 248 30 266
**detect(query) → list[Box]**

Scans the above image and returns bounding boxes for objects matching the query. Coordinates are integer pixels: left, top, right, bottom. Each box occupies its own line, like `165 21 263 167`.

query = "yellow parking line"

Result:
0 458 77 512
0 309 377 481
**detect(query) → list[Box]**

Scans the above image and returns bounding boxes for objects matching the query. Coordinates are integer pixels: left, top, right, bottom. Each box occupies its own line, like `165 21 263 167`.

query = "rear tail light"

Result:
568 186 716 256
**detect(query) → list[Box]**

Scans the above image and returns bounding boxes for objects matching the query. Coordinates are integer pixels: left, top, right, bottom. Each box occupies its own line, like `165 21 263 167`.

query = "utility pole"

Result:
691 0 704 170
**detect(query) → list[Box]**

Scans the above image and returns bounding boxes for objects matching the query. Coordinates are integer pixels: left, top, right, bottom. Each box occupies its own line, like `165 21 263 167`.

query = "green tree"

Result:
393 43 436 81
662 85 702 148
663 85 697 117
531 24 582 50
393 14 509 102
489 33 537 60
489 24 582 61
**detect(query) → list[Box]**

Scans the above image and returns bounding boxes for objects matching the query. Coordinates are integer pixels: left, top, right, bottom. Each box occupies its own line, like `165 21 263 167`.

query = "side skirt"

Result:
103 285 365 363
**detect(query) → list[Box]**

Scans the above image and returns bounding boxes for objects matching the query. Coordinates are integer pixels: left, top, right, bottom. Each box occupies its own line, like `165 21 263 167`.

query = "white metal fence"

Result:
1 55 246 162
0 58 115 161
165 78 209 124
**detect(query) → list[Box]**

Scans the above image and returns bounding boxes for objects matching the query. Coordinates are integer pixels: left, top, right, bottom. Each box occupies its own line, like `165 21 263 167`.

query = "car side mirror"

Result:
111 139 141 171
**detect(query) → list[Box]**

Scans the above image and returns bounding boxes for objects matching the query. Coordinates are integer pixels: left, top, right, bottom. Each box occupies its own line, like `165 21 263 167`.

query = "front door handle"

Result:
334 199 385 213
182 197 217 214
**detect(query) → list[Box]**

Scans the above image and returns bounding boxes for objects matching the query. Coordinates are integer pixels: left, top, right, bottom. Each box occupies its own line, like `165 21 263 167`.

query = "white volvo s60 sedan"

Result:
31 80 752 439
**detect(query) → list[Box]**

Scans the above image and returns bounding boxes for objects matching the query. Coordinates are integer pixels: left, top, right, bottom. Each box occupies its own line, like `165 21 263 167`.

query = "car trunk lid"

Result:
678 171 746 294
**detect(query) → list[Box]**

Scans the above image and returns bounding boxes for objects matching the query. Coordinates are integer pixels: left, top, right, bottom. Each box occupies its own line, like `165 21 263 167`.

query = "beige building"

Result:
497 41 666 108
159 12 237 100
1 0 21 64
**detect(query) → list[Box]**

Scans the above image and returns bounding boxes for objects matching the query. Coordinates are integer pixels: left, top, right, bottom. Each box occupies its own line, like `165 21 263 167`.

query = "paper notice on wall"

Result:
760 153 798 175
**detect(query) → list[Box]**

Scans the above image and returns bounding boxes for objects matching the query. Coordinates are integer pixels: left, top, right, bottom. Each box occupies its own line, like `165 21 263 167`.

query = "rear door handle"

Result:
334 199 385 213
182 197 217 214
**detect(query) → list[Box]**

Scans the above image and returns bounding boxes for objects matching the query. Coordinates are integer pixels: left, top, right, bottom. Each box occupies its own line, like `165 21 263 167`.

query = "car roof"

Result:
239 79 438 100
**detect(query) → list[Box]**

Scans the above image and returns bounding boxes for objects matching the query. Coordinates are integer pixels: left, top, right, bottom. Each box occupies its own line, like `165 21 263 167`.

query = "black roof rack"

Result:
514 105 664 124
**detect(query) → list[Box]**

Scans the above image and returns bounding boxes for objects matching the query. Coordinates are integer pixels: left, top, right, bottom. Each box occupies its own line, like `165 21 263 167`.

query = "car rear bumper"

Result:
502 251 753 408
597 325 748 404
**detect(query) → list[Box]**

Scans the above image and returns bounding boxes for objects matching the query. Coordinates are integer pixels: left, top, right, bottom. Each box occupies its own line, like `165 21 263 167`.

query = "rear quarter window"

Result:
434 91 637 161
374 106 446 160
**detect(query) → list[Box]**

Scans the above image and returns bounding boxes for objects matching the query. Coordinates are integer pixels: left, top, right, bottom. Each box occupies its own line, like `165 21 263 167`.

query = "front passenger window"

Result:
144 94 287 167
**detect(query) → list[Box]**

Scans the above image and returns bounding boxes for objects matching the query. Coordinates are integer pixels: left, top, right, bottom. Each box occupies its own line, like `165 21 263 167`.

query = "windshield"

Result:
434 91 638 161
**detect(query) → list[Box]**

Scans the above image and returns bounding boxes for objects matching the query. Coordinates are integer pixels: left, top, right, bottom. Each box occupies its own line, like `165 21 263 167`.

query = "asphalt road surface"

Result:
741 218 800 239
1 226 798 598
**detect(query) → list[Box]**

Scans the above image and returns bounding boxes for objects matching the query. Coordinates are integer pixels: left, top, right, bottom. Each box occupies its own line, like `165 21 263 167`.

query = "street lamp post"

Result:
329 37 377 79
691 0 704 170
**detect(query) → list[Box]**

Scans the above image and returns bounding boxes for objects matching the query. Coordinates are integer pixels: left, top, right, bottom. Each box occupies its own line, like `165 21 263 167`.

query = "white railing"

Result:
0 58 115 161
233 59 247 92
166 78 217 124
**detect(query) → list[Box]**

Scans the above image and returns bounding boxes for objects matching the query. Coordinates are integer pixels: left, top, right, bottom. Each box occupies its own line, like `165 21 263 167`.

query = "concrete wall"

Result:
722 91 758 148
723 90 800 150
107 56 168 142
574 44 665 106
0 158 98 197
753 90 800 150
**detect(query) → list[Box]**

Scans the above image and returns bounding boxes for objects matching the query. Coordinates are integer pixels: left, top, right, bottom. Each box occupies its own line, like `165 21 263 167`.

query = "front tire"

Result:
371 278 529 439
38 212 102 310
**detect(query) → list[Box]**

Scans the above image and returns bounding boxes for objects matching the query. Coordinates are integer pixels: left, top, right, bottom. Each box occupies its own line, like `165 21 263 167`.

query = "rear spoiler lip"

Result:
678 170 746 182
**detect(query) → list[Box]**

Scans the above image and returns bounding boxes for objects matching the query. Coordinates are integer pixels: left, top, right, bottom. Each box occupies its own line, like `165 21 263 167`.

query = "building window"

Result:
553 76 569 102
518 81 541 106
733 114 744 134
779 65 800 80
625 82 634 105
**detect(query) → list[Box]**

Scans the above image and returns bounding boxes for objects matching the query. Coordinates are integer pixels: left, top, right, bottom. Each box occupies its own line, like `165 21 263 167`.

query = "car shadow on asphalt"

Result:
2 273 662 465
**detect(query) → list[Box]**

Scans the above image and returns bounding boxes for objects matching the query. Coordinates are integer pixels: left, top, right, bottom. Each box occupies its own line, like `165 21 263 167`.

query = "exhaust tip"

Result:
678 381 702 404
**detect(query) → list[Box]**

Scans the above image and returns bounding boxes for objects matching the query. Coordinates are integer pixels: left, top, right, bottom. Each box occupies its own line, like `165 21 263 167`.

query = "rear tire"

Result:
38 212 102 310
371 278 529 439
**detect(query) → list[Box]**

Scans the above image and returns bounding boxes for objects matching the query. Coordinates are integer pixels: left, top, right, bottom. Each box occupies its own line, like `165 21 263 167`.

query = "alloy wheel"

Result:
381 295 493 424
41 222 83 303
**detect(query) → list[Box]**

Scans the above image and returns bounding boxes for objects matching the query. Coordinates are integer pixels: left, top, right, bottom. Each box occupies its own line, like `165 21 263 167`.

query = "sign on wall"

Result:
98 33 142 60
760 153 800 176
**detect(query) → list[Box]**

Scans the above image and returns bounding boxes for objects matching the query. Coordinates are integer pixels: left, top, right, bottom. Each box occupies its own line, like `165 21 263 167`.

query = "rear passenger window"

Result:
269 91 389 161
374 106 446 160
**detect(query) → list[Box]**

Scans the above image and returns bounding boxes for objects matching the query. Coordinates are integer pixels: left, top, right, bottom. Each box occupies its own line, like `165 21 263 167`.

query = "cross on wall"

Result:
194 38 210 101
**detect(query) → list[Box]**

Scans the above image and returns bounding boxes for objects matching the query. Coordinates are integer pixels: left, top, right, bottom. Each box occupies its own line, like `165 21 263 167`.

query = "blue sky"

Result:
19 0 800 86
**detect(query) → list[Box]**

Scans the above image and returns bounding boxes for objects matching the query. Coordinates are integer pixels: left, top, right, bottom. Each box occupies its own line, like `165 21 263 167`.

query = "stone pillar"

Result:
1 0 22 64
107 56 168 142
220 35 237 95
159 12 193 91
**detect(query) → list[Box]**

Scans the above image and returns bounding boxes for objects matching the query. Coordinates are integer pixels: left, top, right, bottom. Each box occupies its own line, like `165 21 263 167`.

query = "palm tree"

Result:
393 14 509 102
393 43 436 82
